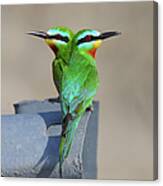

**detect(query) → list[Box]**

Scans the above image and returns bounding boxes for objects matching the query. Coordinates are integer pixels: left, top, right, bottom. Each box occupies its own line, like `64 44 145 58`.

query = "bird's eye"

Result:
55 34 62 40
85 35 92 42
77 35 96 45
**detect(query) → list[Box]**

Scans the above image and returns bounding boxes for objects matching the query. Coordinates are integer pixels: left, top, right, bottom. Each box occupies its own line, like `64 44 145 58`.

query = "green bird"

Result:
28 26 74 97
59 29 121 177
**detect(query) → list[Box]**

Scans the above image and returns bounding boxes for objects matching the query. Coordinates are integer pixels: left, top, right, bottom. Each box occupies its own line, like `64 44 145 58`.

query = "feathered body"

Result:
59 30 101 176
59 29 121 177
28 27 120 178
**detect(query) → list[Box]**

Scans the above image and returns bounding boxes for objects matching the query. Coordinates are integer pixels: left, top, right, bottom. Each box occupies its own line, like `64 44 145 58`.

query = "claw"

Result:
86 105 94 112
48 96 60 103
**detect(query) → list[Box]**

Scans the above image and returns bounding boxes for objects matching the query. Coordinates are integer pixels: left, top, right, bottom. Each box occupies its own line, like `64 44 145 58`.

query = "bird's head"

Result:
72 29 121 58
28 26 74 61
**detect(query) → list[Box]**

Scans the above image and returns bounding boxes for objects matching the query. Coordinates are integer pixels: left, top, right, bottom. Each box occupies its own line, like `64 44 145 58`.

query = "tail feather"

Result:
59 116 81 177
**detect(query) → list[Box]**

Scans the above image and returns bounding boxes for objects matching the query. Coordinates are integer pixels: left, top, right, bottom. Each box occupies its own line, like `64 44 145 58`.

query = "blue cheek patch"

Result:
56 40 67 45
78 41 94 49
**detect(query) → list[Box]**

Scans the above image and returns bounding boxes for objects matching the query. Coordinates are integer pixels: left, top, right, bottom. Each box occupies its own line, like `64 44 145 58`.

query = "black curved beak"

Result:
99 31 121 40
27 31 48 39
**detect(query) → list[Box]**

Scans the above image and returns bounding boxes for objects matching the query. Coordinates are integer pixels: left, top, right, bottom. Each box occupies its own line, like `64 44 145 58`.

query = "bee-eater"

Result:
59 29 121 177
28 26 74 96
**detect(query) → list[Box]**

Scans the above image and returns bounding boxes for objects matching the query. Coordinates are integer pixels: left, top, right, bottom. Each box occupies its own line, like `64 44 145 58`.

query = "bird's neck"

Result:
56 49 70 64
78 47 98 62
80 49 97 63
48 43 58 54
87 48 97 59
71 48 97 66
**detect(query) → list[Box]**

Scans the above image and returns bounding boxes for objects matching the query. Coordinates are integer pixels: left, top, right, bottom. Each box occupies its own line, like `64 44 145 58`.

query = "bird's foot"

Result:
63 113 72 123
86 105 94 112
48 96 60 103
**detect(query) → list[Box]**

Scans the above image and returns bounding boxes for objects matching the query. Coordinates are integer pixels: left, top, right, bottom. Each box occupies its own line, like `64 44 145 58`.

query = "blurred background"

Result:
1 2 155 180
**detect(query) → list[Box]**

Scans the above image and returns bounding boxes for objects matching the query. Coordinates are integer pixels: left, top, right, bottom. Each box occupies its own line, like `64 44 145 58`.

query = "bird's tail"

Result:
59 115 81 178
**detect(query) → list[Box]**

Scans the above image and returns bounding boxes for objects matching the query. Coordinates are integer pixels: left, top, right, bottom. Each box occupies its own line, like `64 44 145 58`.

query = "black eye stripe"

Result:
77 35 98 45
48 34 69 42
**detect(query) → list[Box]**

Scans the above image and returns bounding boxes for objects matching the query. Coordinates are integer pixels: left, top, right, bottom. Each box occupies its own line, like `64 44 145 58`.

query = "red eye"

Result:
55 34 62 40
85 35 91 42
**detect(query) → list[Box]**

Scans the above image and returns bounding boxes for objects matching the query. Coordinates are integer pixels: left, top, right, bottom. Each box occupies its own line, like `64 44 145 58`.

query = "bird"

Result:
27 26 74 99
59 29 121 177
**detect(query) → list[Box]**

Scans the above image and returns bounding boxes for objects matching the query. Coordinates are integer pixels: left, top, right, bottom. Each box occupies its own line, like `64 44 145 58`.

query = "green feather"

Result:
52 58 68 94
29 27 120 178
49 27 74 95
59 30 100 177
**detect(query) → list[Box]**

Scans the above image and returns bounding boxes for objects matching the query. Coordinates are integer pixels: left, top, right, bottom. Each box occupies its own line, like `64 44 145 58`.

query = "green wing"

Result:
59 56 99 170
61 57 99 115
52 58 67 94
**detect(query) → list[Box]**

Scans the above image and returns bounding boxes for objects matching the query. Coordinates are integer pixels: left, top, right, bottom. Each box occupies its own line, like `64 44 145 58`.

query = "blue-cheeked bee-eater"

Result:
28 27 121 177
